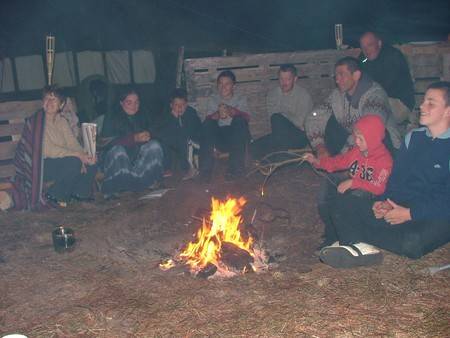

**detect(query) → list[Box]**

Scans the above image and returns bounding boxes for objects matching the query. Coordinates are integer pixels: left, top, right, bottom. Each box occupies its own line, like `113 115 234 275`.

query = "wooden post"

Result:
334 24 343 50
443 54 450 81
175 46 185 88
46 35 55 85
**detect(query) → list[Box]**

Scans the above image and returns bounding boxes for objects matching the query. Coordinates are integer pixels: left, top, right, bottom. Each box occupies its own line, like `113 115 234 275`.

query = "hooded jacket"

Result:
315 114 393 195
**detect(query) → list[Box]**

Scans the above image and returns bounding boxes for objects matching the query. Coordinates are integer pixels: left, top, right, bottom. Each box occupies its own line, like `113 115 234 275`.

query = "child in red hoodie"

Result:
305 114 393 248
304 114 393 197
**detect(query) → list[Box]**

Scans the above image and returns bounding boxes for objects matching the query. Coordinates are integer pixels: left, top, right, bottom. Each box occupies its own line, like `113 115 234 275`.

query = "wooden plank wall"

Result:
0 100 41 180
184 42 450 138
400 43 450 114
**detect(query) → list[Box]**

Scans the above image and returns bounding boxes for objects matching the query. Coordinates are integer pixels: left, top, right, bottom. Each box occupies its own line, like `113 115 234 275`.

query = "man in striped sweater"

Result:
305 56 401 155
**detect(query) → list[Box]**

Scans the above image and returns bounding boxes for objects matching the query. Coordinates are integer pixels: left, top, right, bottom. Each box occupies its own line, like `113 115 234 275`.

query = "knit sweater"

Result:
305 73 398 149
382 127 450 221
266 83 313 130
359 44 415 110
315 115 393 195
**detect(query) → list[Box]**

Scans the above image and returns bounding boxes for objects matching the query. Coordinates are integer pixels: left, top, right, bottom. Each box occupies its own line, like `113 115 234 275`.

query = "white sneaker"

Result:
319 242 383 268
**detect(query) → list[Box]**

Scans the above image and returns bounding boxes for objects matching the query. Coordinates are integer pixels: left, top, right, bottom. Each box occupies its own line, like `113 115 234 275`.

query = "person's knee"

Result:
65 156 83 173
400 233 423 259
270 113 285 133
270 113 283 125
400 227 450 259
142 140 163 158
109 145 127 156
140 140 164 166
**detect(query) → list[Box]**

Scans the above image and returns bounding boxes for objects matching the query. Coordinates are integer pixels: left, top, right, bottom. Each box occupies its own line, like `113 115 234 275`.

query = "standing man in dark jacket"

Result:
359 31 417 137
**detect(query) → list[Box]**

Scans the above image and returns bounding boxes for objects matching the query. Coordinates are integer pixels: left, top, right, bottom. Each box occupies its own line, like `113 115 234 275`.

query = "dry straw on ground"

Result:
1 165 449 337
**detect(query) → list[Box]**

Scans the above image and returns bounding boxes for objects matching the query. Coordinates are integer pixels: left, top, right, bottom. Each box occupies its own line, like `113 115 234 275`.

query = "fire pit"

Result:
159 196 268 278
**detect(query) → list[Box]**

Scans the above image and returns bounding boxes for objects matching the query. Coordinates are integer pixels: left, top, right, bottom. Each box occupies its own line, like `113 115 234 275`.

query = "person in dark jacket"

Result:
101 88 163 198
359 31 417 137
156 88 202 180
319 82 450 268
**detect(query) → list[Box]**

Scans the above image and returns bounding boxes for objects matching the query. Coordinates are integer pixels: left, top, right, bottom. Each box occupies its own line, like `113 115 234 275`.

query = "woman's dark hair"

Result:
42 85 66 103
118 88 140 103
102 87 146 138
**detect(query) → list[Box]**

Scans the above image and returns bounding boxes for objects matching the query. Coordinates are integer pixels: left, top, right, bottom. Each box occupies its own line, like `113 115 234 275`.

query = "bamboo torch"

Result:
46 35 55 85
334 24 343 50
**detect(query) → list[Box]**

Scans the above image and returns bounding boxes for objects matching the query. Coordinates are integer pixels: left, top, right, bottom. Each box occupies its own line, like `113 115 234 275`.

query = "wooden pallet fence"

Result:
184 43 450 138
0 100 41 182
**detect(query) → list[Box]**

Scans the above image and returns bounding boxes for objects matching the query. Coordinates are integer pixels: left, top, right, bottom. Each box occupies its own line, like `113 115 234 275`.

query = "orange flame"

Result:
159 259 176 271
179 196 253 271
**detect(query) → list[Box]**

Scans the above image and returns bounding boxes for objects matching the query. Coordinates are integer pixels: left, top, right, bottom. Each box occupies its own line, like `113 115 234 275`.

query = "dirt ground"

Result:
1 163 449 337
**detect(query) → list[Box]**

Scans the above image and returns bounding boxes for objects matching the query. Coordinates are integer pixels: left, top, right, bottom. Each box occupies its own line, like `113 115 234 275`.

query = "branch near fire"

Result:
247 148 337 197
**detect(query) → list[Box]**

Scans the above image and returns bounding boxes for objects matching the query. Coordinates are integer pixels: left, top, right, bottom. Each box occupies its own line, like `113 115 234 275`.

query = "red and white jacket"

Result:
315 115 393 195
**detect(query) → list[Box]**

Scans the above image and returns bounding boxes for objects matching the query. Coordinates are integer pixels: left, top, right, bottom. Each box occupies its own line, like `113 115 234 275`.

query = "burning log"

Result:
158 196 269 278
220 242 254 272
243 222 259 240
196 263 218 279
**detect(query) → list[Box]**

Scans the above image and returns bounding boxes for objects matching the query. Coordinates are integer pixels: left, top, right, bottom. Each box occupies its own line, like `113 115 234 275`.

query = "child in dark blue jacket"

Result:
155 88 202 179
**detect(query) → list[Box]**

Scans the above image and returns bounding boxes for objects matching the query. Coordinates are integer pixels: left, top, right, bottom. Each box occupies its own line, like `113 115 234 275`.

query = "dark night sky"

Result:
0 0 449 57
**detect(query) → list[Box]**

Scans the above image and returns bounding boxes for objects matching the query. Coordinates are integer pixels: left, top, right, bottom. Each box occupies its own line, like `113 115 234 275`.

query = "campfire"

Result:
160 196 268 278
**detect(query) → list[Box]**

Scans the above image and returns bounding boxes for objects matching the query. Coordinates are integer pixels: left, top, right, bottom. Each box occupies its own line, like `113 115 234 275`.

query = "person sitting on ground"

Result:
319 81 450 268
304 56 400 247
359 31 417 137
199 70 251 181
251 64 313 159
4 86 97 210
304 114 393 247
101 88 163 199
156 88 202 180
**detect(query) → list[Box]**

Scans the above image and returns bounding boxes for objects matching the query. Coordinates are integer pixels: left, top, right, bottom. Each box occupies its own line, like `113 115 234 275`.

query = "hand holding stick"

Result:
303 153 319 165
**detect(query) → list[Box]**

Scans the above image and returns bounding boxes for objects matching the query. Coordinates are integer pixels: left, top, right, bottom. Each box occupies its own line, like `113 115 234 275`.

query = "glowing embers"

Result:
159 196 267 278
